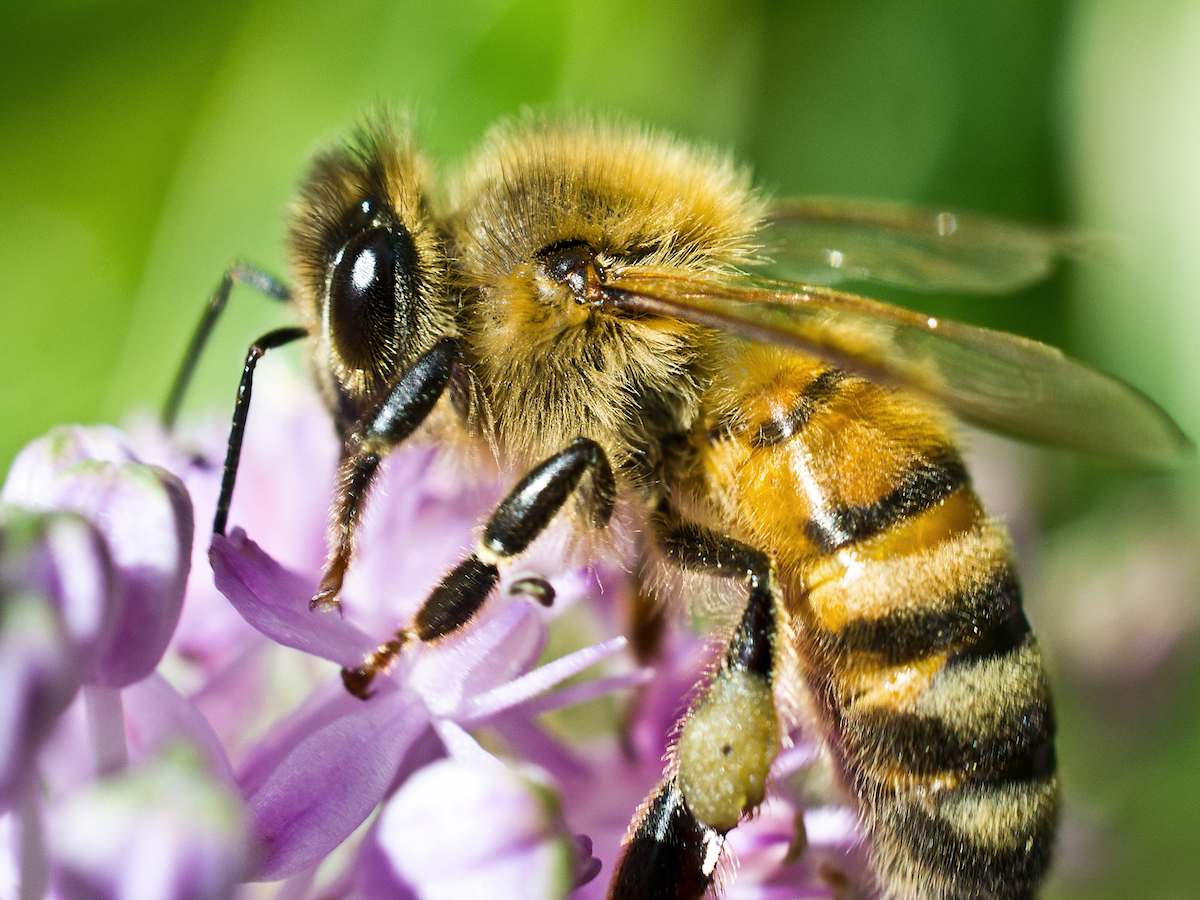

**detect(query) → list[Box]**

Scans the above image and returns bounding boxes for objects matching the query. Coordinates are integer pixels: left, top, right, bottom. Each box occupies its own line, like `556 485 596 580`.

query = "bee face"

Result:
174 112 1191 900
288 121 455 428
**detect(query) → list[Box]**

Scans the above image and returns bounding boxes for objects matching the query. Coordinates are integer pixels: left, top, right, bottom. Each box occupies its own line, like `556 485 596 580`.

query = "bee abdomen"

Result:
803 450 970 553
821 542 1059 899
699 351 1059 897
822 563 1023 665
872 776 1058 900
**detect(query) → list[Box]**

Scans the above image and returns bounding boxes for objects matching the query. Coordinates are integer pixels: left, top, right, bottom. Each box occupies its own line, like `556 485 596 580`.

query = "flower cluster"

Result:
0 365 867 900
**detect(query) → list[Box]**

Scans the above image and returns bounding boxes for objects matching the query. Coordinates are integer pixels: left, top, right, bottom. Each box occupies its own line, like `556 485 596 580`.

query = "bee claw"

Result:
309 592 343 615
341 665 374 699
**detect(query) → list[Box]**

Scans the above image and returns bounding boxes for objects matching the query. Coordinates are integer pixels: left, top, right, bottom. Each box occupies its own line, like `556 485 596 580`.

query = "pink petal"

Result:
461 637 632 724
210 531 375 667
2 426 193 688
376 760 575 900
47 749 248 900
123 674 237 790
0 598 77 807
407 600 545 718
238 686 426 881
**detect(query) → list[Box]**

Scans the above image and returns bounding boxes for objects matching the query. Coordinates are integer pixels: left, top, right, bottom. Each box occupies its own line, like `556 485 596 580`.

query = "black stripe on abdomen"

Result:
750 368 846 447
804 451 969 552
845 687 1056 783
825 565 1022 665
874 778 1058 900
843 622 1057 786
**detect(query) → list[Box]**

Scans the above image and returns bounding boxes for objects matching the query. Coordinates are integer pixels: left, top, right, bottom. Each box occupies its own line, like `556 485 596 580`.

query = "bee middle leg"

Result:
341 436 615 698
611 514 782 900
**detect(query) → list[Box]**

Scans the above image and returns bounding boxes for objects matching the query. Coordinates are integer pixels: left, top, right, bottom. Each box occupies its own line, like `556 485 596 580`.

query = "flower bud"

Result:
48 746 249 900
377 760 577 900
2 426 193 686
0 509 114 806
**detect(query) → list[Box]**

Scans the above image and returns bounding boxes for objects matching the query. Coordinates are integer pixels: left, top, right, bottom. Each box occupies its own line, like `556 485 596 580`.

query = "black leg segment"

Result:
311 338 463 612
656 514 776 677
163 262 291 431
213 326 308 536
483 436 615 557
414 556 500 641
340 437 615 698
608 779 723 900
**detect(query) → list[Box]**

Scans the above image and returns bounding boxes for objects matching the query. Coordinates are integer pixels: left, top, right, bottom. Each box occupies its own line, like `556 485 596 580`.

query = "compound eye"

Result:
329 226 398 372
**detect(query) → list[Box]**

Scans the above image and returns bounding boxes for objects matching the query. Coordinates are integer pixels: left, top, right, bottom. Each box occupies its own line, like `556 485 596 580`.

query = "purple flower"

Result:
0 509 107 807
2 425 193 688
47 746 248 900
185 366 870 898
0 362 872 900
375 759 584 899
212 527 644 884
0 426 245 900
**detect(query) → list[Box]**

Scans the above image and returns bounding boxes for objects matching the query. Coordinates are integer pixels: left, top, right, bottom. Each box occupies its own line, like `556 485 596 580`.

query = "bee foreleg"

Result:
340 436 615 698
612 517 781 900
312 338 464 613
212 326 309 536
163 261 291 431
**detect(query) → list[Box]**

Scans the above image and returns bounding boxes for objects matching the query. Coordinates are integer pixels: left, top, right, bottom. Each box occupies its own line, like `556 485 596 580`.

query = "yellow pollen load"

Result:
677 670 779 833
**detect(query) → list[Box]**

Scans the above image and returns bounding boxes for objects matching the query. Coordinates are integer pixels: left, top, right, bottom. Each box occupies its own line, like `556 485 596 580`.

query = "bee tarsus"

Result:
315 337 465 611
213 325 309 537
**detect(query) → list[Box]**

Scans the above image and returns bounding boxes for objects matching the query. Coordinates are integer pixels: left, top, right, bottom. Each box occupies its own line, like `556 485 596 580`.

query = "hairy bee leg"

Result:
311 337 463 612
629 581 668 665
162 262 291 431
213 326 309 536
341 437 615 698
611 518 781 900
609 778 724 900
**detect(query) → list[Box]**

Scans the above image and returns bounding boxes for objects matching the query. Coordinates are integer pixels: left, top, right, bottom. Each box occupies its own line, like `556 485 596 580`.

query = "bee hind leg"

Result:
340 436 615 698
611 515 782 900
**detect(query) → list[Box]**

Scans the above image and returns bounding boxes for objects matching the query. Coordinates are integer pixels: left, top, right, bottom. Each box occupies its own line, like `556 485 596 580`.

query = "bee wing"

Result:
763 198 1080 294
600 269 1193 467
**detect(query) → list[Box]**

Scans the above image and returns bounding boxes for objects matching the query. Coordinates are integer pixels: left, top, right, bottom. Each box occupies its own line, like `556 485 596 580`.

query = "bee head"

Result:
289 118 454 427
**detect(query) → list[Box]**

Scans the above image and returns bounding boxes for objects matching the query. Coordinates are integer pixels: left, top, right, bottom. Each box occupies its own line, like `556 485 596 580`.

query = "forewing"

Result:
599 269 1192 467
763 198 1079 294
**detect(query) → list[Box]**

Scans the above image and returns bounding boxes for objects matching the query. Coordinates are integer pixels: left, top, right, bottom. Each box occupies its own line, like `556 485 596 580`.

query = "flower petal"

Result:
123 673 237 790
210 530 375 667
376 760 575 900
348 822 419 900
408 599 545 718
0 510 108 806
238 686 427 881
0 594 77 808
461 637 631 724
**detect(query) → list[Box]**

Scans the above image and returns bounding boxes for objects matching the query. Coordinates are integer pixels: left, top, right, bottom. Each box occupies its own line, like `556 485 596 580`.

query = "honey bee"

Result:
165 114 1192 900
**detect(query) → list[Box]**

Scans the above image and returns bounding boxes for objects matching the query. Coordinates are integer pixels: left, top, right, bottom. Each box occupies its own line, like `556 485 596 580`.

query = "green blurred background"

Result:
1 1 1197 896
